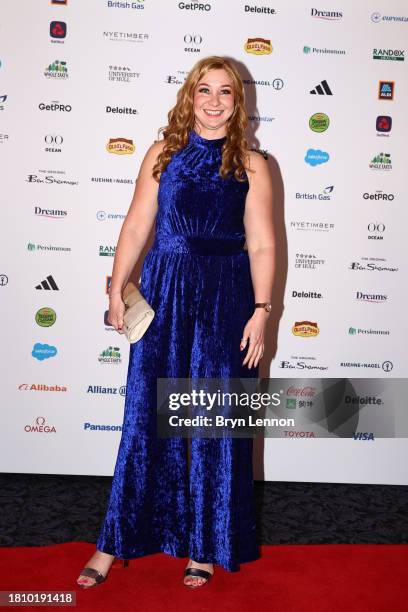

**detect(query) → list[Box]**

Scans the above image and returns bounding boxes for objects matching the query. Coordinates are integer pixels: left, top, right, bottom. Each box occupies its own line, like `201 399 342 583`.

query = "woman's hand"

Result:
240 309 269 368
108 294 126 334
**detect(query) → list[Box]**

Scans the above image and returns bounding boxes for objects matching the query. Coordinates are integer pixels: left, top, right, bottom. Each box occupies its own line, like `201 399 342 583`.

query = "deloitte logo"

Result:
309 113 329 132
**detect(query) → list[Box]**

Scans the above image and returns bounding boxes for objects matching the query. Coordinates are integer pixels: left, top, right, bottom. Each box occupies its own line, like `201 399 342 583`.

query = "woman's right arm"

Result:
108 140 165 331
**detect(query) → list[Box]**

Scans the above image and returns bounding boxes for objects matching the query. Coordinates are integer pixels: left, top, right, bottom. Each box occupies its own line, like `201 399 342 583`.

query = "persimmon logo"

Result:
292 321 319 337
244 38 272 55
106 138 135 155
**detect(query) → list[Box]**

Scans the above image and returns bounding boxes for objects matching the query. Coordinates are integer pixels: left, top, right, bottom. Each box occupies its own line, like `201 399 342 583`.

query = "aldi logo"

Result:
378 80 394 100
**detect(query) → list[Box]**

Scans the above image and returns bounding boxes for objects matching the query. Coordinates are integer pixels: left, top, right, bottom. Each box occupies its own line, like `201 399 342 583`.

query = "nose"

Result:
208 92 221 106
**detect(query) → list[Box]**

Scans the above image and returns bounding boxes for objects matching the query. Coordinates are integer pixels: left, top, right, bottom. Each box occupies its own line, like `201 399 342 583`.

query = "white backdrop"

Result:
1 0 407 484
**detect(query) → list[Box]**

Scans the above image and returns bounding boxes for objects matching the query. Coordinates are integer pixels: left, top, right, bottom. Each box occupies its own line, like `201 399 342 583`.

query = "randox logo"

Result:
292 321 320 337
373 49 405 61
106 138 135 154
244 38 272 55
309 112 330 132
35 307 57 327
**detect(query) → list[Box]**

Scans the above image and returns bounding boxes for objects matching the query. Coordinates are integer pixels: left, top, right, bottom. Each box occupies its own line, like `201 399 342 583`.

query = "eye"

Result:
198 86 210 93
221 89 232 95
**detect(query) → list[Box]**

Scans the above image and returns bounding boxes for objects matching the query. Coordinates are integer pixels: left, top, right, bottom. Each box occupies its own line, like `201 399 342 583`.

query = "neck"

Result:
193 124 227 141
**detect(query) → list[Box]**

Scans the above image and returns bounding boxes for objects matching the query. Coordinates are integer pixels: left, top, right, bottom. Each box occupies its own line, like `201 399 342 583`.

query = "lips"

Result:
203 109 224 116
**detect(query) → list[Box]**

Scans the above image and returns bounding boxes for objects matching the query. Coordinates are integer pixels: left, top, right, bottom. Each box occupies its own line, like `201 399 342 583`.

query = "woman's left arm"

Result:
241 150 275 368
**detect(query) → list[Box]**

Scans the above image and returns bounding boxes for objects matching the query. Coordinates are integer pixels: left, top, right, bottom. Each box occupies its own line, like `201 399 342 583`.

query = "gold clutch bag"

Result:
121 281 155 343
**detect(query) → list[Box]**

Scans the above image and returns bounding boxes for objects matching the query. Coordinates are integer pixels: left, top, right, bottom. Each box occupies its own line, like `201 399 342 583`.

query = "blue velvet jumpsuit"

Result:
96 129 260 572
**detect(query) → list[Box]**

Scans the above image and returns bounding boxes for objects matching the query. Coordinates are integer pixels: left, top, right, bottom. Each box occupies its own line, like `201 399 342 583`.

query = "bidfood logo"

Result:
309 112 329 132
106 138 135 154
292 321 319 337
244 38 272 55
304 149 329 166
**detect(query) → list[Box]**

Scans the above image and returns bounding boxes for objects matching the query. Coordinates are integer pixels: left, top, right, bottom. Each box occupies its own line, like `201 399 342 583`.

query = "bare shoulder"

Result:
145 138 166 161
245 148 271 187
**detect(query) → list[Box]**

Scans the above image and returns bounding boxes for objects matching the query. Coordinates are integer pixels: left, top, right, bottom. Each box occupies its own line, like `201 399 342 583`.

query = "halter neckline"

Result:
189 129 226 148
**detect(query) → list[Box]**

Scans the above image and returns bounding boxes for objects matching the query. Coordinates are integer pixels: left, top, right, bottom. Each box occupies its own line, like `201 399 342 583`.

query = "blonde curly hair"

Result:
152 56 252 183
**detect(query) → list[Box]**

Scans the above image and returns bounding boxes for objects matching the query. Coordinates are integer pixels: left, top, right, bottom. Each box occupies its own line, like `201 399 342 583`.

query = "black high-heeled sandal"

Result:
183 566 213 588
77 559 129 589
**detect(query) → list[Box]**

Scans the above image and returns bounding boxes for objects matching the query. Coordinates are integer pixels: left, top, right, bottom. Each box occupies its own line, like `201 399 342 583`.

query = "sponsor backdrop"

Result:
1 1 407 483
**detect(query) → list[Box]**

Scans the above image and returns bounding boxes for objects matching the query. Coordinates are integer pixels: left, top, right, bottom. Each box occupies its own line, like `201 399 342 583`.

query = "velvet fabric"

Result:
96 129 260 571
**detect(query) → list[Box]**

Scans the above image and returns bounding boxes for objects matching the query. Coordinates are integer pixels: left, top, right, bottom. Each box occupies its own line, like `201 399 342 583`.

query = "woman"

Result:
77 55 275 589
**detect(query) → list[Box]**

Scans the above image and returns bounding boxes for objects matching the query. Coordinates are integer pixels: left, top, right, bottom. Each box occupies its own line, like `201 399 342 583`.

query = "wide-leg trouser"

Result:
96 243 260 572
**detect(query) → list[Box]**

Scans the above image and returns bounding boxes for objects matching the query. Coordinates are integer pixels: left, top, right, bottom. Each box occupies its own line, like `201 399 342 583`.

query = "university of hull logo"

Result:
292 321 320 337
378 81 394 100
244 38 272 55
106 138 135 154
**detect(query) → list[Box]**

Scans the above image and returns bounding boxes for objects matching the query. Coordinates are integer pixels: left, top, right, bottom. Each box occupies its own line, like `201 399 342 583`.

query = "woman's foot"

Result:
76 550 115 588
183 559 214 587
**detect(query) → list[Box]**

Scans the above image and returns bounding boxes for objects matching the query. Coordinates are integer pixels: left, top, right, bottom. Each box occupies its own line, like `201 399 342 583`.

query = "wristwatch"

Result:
255 302 272 313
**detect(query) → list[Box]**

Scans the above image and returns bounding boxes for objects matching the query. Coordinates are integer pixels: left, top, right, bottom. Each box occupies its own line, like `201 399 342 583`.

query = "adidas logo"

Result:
310 80 333 95
35 275 59 290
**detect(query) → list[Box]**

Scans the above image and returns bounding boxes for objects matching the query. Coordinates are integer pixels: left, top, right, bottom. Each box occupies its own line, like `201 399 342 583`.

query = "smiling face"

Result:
192 68 235 138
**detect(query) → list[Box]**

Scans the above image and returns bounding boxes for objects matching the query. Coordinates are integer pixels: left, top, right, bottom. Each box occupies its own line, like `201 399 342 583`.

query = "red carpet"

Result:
0 542 407 611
